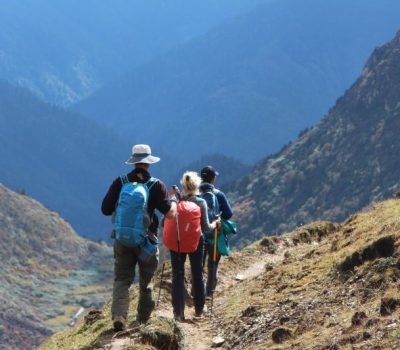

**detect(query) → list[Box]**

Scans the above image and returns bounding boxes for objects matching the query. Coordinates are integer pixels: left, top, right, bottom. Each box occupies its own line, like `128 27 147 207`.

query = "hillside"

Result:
75 0 400 162
229 30 400 247
0 81 179 239
171 154 252 188
0 184 113 350
0 0 262 106
39 198 400 349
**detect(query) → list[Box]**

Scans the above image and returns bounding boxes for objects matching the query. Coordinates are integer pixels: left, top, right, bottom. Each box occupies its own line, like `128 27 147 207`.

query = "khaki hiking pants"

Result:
111 240 158 322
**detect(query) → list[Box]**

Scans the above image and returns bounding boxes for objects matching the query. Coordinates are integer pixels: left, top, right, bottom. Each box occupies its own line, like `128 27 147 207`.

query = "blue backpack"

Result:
200 189 220 235
114 175 158 249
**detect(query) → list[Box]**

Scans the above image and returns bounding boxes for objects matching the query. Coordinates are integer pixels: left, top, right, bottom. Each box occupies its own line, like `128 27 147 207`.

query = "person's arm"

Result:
198 200 217 233
153 181 176 219
165 201 177 219
101 178 121 216
217 191 233 220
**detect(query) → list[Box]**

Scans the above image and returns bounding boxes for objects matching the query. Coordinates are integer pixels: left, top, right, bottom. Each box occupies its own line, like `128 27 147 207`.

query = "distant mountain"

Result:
230 30 400 247
0 184 113 350
0 81 178 239
0 0 263 106
75 0 400 163
170 154 252 189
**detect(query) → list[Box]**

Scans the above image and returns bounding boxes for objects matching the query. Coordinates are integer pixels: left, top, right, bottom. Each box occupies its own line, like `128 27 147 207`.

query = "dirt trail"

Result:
155 248 285 350
105 247 285 350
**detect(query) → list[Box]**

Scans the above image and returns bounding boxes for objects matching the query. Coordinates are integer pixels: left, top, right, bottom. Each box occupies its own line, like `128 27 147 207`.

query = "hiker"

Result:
200 166 233 297
163 171 220 321
101 144 177 331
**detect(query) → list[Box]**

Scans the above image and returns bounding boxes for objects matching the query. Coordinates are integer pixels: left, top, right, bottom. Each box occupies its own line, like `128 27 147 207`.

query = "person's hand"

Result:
215 217 222 230
169 185 181 199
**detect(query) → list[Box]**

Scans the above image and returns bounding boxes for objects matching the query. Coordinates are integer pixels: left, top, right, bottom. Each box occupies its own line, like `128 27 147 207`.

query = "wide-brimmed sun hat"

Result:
125 144 160 165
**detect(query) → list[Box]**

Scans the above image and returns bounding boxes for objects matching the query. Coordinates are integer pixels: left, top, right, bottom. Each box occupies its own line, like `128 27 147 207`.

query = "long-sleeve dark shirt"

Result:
101 168 171 234
199 182 233 220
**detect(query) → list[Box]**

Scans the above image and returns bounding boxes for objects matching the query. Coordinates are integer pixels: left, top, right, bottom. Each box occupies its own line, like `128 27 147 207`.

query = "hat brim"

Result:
125 155 160 165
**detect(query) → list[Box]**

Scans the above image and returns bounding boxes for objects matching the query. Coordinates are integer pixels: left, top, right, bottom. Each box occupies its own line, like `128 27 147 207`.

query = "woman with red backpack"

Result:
163 171 220 321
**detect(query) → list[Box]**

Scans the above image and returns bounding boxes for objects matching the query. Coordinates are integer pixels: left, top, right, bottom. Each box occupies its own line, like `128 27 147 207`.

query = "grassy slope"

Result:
217 199 400 349
39 198 400 349
0 184 113 349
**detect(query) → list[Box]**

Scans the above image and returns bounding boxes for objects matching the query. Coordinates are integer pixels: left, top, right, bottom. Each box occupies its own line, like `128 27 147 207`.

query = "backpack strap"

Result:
120 174 130 185
145 177 159 191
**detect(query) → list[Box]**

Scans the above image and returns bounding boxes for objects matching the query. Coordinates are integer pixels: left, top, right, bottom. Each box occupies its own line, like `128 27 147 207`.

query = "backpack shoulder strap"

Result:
145 177 159 191
120 174 130 185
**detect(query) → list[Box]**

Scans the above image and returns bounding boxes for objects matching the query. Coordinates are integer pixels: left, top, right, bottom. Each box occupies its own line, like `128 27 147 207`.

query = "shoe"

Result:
174 313 185 322
113 316 126 332
136 299 155 324
194 310 204 318
195 304 208 318
136 315 150 324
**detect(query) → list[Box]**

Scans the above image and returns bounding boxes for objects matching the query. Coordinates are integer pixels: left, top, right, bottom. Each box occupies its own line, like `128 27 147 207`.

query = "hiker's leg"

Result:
189 236 205 314
206 244 221 296
137 250 158 322
171 251 187 318
112 241 136 320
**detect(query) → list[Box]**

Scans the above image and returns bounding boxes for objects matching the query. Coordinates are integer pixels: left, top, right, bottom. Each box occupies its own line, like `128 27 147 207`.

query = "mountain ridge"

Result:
229 30 400 247
0 0 263 106
75 0 400 162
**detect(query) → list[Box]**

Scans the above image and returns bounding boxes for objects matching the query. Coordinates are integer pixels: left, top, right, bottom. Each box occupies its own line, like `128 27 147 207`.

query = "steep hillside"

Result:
0 0 262 106
39 198 400 349
230 30 400 247
0 80 129 239
76 0 400 162
171 154 252 188
0 184 113 350
0 81 177 239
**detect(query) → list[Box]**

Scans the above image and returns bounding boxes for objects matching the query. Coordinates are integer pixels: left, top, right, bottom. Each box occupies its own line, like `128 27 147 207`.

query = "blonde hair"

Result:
181 171 201 196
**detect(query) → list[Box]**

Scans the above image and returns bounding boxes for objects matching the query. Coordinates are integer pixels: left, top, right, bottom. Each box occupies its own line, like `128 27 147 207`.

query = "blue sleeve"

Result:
217 191 233 220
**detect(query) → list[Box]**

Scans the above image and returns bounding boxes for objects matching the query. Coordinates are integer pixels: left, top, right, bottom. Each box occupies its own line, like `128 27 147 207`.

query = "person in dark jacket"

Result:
169 171 220 321
199 166 233 297
102 144 177 331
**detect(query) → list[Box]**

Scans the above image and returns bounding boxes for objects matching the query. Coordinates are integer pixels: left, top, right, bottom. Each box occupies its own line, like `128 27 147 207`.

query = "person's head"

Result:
125 144 160 169
200 165 219 184
135 163 150 170
181 171 202 196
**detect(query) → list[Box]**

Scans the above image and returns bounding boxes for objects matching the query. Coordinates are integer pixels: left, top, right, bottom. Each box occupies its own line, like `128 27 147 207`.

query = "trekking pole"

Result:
157 246 168 306
210 217 220 318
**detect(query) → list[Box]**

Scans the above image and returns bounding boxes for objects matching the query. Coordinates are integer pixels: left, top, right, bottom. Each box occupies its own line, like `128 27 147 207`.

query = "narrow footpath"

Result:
153 247 285 350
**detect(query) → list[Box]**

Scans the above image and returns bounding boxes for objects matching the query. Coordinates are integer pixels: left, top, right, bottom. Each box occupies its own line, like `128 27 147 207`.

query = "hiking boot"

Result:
137 298 155 324
113 316 126 332
195 304 208 318
174 313 185 322
136 315 150 324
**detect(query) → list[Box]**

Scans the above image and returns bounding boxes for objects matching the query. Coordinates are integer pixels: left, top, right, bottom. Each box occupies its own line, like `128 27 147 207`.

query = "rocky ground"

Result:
39 198 400 349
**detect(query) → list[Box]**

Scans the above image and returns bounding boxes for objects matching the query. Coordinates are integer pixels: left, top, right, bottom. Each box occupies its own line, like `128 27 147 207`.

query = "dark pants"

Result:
205 242 221 296
170 236 205 317
111 240 158 321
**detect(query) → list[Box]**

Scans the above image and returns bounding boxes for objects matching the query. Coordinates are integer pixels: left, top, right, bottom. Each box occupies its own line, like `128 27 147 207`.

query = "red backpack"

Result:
163 200 201 253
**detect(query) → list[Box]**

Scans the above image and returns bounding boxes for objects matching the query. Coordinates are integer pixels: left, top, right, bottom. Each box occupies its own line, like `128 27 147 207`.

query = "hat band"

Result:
132 152 151 157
